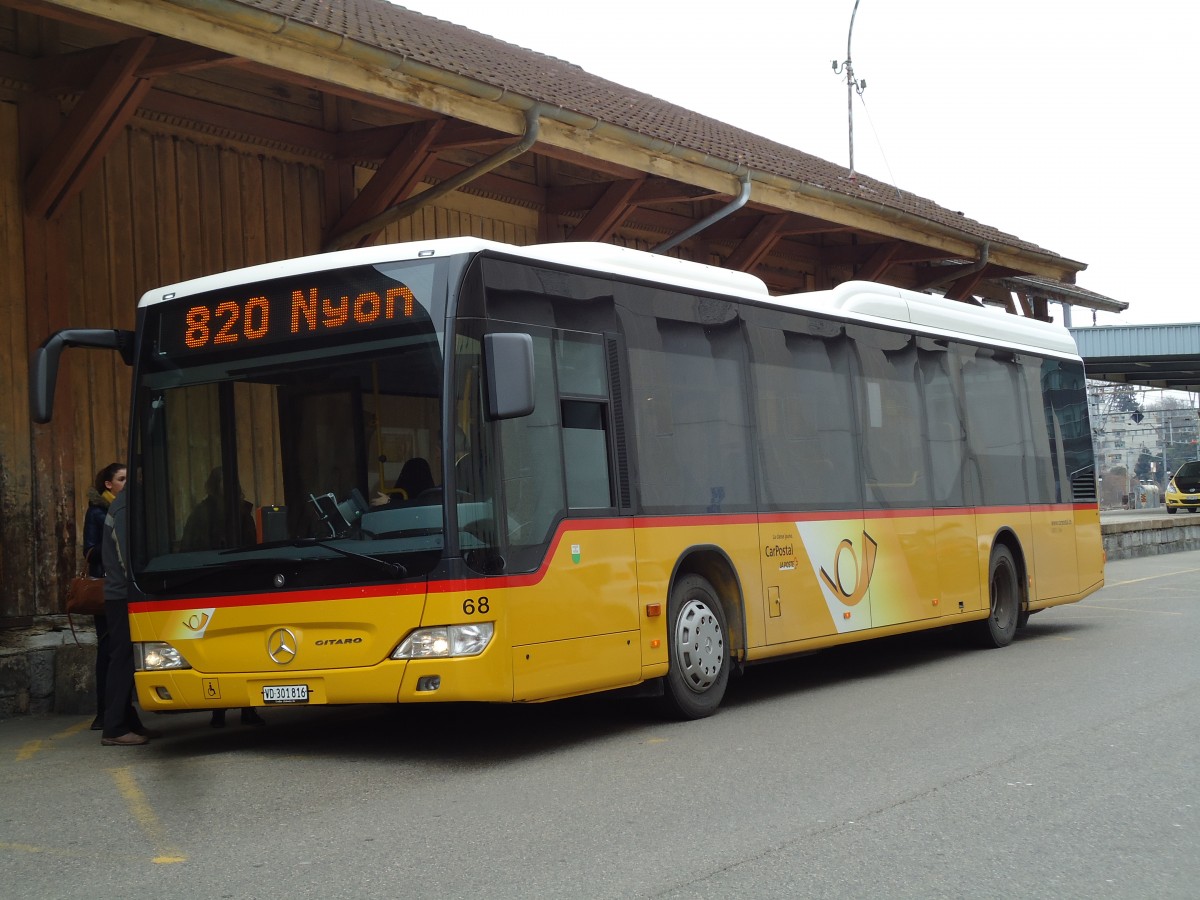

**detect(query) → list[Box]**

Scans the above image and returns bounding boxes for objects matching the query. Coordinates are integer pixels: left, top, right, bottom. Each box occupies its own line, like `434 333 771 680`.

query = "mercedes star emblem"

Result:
267 627 297 665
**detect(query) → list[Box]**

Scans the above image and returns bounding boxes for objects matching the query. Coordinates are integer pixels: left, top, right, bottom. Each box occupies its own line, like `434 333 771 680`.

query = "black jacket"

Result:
101 491 130 601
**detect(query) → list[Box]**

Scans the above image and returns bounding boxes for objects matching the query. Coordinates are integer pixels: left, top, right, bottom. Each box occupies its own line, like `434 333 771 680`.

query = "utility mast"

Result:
832 0 867 180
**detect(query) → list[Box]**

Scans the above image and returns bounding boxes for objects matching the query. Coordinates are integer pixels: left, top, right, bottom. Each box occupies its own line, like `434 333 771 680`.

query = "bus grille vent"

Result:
1070 468 1098 503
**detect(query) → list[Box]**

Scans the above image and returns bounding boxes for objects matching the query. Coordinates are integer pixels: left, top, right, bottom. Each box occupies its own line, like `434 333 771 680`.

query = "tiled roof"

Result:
238 0 1056 258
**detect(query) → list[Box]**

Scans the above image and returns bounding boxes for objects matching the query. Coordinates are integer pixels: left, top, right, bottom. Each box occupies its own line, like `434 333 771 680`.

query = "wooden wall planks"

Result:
2 110 543 619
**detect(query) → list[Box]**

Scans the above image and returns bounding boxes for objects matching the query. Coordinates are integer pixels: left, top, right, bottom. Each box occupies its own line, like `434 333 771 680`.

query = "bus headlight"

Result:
391 623 494 659
134 642 192 671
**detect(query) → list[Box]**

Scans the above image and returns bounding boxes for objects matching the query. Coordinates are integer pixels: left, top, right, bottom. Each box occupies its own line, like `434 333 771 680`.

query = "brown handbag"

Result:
65 553 106 646
66 551 106 617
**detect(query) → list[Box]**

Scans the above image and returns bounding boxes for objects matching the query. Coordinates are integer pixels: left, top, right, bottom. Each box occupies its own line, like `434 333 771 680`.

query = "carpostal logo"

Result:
818 530 878 607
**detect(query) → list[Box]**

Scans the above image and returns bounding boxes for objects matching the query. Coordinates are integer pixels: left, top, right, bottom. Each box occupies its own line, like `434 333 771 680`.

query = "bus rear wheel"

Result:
661 574 729 719
976 545 1020 648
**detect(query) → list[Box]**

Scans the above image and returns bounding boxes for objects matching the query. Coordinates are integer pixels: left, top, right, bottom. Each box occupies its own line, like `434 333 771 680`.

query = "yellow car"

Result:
1165 461 1200 513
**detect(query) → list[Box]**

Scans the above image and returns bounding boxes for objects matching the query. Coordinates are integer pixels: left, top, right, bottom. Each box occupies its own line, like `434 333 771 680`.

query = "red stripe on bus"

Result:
129 500 1096 613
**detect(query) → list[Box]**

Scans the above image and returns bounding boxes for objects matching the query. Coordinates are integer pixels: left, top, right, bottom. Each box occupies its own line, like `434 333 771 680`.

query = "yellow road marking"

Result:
1105 566 1200 587
1083 605 1184 615
0 840 160 863
108 767 187 865
15 718 94 762
56 720 92 739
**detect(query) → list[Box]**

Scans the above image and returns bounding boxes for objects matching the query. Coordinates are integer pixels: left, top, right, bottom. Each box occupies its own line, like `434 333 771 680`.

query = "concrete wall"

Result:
0 622 96 718
1102 515 1200 560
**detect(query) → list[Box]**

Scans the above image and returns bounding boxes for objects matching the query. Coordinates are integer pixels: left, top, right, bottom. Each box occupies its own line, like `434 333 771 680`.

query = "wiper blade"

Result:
219 538 408 578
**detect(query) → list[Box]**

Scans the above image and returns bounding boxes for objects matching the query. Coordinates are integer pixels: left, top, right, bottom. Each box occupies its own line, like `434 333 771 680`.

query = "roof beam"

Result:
546 176 712 215
725 214 788 271
425 158 546 207
707 211 852 242
32 38 230 93
139 87 337 155
25 35 155 219
944 268 989 302
568 177 646 242
857 240 903 281
327 118 446 246
334 120 506 160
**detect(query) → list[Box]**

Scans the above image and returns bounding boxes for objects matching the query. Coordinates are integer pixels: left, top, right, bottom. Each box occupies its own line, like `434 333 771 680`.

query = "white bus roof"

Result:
140 237 1079 358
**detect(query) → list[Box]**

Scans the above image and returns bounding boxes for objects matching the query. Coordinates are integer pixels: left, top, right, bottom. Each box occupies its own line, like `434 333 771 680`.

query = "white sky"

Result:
395 0 1197 326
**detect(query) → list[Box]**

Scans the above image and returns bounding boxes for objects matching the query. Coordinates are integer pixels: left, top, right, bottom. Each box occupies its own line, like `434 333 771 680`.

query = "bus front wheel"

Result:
976 545 1020 648
662 574 729 719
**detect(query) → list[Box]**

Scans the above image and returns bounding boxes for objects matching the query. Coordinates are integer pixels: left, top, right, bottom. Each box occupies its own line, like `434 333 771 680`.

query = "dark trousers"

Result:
100 596 141 738
93 613 110 718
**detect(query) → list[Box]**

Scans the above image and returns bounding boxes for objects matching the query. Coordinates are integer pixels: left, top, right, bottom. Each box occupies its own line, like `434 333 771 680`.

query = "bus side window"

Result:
561 399 611 508
853 329 932 509
556 332 614 511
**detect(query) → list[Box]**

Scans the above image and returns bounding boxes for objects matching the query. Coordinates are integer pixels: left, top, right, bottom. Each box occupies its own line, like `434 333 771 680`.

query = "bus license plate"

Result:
262 684 308 704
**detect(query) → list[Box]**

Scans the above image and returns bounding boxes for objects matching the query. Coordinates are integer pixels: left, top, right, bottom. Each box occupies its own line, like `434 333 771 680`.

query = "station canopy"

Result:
1071 323 1200 393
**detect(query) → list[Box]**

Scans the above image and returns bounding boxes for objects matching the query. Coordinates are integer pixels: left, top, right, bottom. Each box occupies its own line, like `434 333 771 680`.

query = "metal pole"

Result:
847 63 854 178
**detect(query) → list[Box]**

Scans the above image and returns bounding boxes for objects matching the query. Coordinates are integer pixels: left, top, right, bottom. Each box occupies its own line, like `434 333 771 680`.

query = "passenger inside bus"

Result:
181 466 256 550
393 456 435 501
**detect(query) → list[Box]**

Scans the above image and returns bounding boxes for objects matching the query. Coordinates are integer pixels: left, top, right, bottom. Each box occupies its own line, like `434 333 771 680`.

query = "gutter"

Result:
169 0 1081 275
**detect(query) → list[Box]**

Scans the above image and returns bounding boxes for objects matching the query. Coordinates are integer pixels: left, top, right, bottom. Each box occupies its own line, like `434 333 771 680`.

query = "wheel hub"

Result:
675 598 725 693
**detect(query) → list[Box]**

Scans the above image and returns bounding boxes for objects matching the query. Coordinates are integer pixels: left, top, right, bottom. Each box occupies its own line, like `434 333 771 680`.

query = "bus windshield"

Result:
129 257 461 595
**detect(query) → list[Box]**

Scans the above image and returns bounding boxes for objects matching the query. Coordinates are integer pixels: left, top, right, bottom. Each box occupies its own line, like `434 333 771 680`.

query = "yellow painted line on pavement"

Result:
0 840 161 863
56 719 92 739
16 741 45 762
1075 609 1185 619
108 767 187 865
1104 566 1200 587
15 718 94 762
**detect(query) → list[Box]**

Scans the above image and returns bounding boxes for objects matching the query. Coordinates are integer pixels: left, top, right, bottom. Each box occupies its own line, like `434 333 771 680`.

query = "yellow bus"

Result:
32 239 1104 719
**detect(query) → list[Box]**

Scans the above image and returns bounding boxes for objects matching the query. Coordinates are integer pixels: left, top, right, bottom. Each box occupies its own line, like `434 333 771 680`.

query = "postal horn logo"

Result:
267 627 298 665
819 531 878 607
182 612 210 632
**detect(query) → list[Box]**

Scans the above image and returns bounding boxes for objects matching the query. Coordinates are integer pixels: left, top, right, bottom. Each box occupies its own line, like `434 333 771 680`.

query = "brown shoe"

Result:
101 732 149 746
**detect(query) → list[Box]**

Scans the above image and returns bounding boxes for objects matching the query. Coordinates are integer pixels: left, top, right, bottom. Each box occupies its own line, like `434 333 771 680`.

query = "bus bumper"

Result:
135 652 514 710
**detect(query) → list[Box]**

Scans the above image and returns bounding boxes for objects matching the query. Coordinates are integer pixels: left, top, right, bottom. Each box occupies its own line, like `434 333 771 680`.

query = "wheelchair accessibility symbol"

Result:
203 678 221 699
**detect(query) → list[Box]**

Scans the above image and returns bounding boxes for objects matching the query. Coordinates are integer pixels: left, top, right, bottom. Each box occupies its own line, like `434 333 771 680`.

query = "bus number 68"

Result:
462 596 490 615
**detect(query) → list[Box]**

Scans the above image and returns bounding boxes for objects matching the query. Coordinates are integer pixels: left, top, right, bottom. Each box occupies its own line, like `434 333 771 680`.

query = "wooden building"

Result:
0 0 1125 622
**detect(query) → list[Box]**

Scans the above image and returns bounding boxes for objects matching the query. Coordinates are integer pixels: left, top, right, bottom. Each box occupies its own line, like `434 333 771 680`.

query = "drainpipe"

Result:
324 104 543 251
651 173 753 254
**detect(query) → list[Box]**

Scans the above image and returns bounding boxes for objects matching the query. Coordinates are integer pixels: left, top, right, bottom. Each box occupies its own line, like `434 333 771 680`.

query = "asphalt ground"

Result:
2 550 1198 899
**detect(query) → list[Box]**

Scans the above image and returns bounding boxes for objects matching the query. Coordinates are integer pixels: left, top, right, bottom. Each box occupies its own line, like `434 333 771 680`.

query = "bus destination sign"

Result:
161 281 418 356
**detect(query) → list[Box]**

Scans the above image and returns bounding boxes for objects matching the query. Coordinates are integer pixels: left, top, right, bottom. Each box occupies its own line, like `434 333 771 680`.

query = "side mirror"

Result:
30 328 134 423
483 332 535 420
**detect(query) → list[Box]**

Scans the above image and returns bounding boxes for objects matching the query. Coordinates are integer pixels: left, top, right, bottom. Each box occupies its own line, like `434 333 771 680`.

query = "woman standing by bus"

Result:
82 462 125 731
